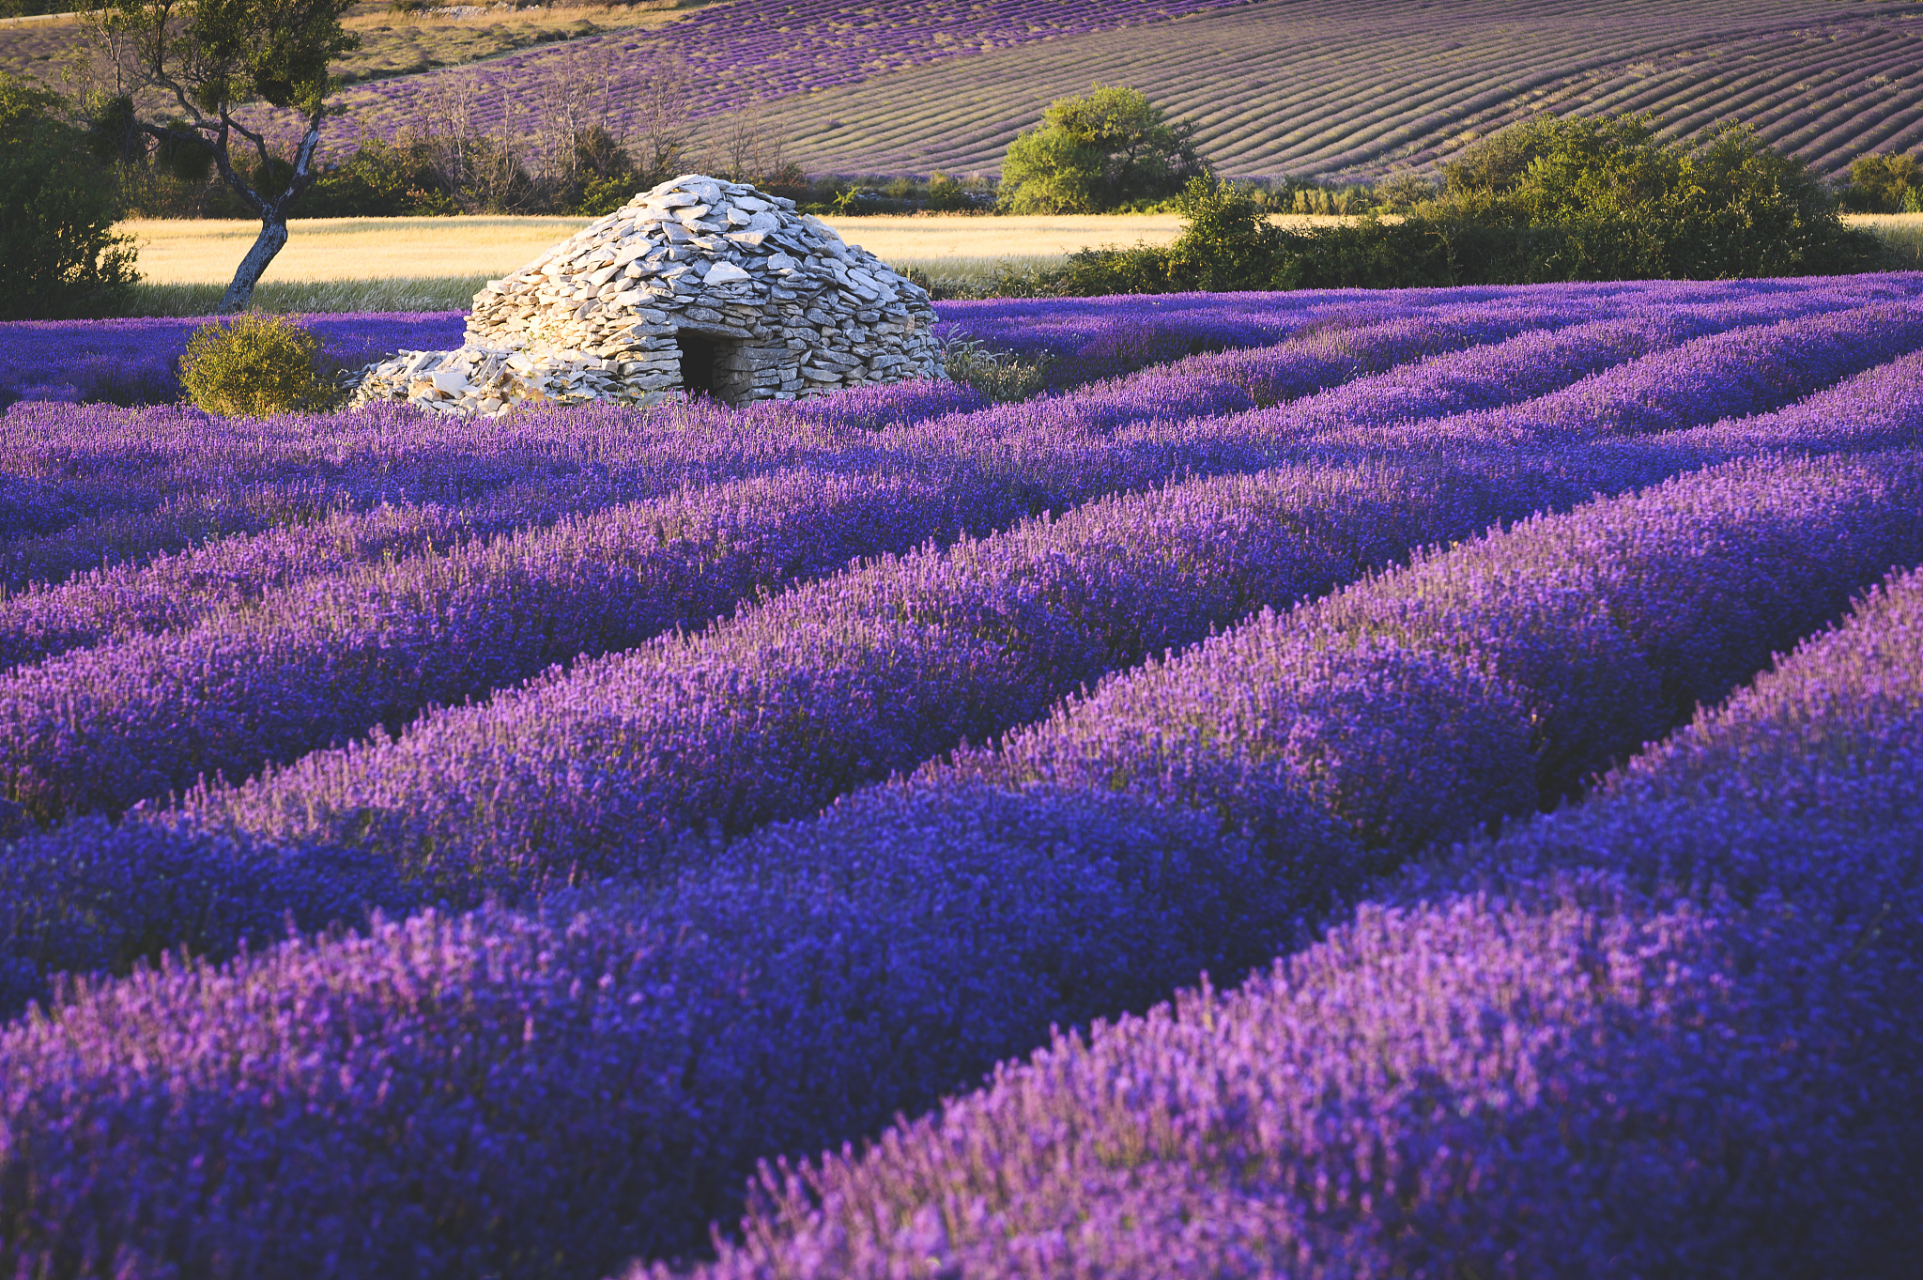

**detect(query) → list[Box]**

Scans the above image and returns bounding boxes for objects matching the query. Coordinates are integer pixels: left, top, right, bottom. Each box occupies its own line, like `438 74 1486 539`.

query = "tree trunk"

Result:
213 110 324 314
218 215 289 313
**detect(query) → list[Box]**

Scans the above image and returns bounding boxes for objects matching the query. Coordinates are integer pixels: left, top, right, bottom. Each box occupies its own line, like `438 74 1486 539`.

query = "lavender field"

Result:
324 0 1923 183
4 273 1923 1278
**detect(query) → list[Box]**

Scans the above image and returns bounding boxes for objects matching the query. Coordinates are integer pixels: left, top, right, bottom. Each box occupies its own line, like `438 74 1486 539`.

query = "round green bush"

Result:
177 313 342 417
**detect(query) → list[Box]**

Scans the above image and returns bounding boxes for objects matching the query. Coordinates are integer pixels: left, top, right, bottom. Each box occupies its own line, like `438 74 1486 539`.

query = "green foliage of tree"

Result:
998 85 1204 214
1011 116 1887 297
925 173 971 212
177 312 342 416
1436 116 1877 279
83 0 361 312
564 125 639 215
0 73 139 320
1842 152 1923 214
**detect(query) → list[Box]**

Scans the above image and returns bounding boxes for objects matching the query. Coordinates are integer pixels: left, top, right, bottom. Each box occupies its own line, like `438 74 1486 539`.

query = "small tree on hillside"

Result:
81 0 359 312
998 85 1204 214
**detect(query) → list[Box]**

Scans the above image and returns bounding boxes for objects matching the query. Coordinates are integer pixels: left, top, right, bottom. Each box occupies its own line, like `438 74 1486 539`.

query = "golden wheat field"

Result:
115 213 1233 284
113 213 1207 313
116 213 1309 311
111 212 1921 314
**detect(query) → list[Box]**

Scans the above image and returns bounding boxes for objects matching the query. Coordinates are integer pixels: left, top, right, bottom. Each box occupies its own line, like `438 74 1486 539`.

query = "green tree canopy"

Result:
83 0 360 312
1843 152 1922 213
1433 115 1862 278
0 73 138 320
998 85 1205 214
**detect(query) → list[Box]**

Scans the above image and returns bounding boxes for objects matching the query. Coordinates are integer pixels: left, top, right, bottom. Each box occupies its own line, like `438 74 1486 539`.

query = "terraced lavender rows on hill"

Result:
669 0 1923 180
4 277 1923 1280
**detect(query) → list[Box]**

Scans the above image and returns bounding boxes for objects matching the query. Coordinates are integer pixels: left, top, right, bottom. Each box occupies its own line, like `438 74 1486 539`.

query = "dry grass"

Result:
119 216 596 283
1847 214 1923 270
124 277 492 317
113 212 1226 314
113 211 1911 316
117 212 1353 284
339 0 702 31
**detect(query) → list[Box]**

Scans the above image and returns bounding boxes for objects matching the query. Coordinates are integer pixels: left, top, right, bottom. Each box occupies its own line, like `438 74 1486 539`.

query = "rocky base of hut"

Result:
347 175 944 417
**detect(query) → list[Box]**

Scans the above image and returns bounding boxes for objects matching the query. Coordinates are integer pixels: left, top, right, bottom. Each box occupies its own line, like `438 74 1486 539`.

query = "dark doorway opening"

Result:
676 329 721 398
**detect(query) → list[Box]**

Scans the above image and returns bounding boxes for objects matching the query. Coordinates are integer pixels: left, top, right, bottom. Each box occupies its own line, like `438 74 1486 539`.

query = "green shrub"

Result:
1015 115 1892 297
1841 152 1922 215
177 313 344 417
925 173 971 212
941 338 1055 400
0 74 138 320
998 85 1203 214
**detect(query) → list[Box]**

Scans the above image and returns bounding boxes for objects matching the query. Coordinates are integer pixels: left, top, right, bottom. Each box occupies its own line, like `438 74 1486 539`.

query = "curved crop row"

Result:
0 287 1475 584
694 558 1923 1280
681 0 1923 181
137 307 1923 880
5 450 1921 1279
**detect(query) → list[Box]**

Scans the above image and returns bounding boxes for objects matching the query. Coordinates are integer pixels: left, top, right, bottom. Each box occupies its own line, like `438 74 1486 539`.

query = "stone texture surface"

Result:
348 174 944 416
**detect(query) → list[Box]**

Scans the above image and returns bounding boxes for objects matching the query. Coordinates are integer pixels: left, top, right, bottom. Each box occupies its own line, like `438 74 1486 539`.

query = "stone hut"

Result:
349 174 943 416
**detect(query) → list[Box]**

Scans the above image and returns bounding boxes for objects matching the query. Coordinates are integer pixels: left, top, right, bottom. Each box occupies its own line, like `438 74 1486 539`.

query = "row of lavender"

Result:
688 508 1923 1280
16 286 1895 826
2 284 1913 843
3 278 1923 1275
0 283 1444 414
4 441 1922 1277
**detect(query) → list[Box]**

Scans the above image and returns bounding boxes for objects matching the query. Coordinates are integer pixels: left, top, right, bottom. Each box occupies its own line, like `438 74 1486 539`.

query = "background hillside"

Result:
6 0 1920 184
704 0 1923 182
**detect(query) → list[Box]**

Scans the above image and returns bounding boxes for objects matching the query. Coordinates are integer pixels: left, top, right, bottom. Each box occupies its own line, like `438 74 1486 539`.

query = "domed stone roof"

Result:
349 174 944 415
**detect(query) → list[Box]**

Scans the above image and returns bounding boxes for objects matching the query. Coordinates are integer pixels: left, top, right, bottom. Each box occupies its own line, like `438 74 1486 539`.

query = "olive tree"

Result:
83 0 359 311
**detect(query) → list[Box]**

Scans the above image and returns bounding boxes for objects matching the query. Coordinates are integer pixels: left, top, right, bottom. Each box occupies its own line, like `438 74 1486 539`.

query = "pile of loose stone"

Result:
348 174 944 416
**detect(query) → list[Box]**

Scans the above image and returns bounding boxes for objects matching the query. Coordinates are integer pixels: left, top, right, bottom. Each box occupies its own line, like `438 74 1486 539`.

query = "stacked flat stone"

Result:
348 174 943 417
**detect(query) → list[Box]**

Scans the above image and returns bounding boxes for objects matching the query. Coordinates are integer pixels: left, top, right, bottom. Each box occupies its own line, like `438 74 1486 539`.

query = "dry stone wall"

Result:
348 174 944 416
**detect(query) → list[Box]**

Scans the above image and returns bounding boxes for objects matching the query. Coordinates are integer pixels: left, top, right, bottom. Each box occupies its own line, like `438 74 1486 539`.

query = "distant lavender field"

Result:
331 0 1253 144
324 0 1922 182
4 272 1923 1280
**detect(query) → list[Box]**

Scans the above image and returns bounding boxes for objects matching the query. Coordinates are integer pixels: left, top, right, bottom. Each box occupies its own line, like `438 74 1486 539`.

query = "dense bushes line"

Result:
987 118 1896 296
